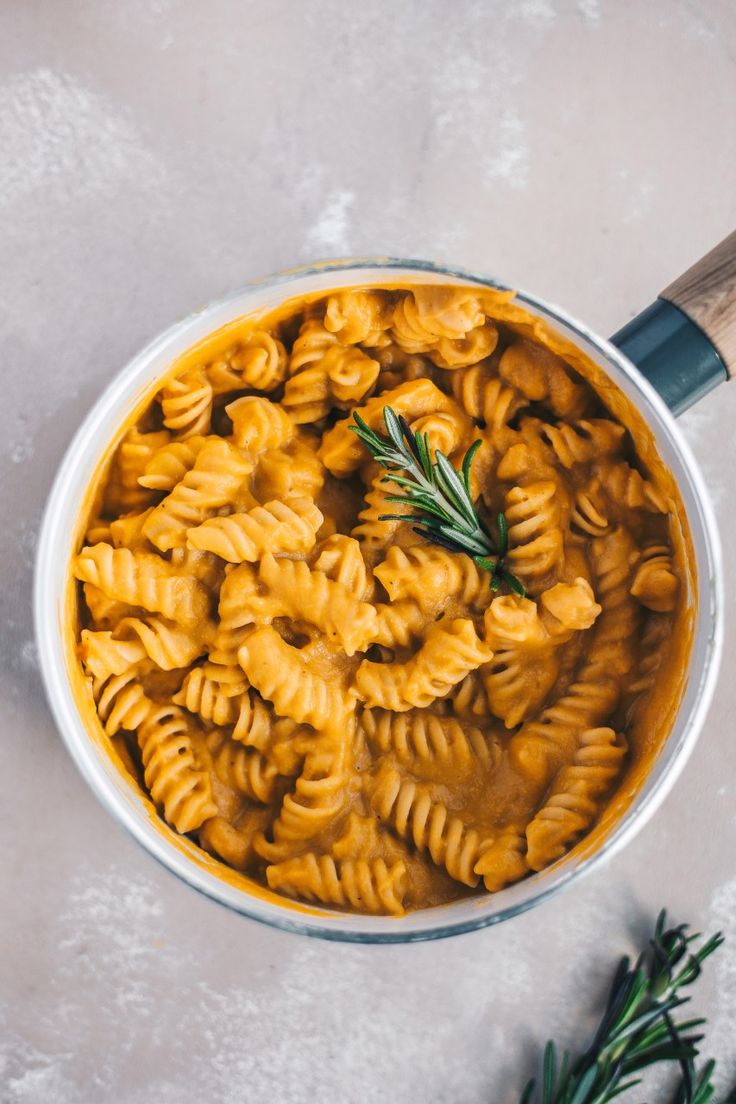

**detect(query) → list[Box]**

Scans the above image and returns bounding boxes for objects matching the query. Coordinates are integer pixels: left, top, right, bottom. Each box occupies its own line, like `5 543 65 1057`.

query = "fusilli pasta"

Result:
72 282 689 916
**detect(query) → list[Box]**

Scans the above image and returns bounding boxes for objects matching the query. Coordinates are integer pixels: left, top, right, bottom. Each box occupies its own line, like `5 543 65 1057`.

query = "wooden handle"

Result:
660 230 736 378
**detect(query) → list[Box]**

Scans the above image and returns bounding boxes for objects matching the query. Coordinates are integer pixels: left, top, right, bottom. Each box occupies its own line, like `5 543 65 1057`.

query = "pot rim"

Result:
33 257 724 942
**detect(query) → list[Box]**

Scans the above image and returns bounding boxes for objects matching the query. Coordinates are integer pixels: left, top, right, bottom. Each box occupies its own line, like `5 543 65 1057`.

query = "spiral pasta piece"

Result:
318 378 458 476
207 330 288 394
137 705 217 832
289 318 341 375
371 766 484 887
479 583 601 728
538 419 626 469
282 345 380 422
256 737 351 860
313 534 374 601
208 729 280 804
362 709 498 775
430 323 499 369
630 542 679 612
508 529 639 788
374 545 489 613
499 341 588 420
188 498 323 563
267 854 406 915
526 728 627 870
451 365 526 431
238 627 353 730
324 289 394 346
324 345 381 406
473 829 528 892
161 367 213 437
104 428 170 513
80 631 147 682
74 543 211 628
138 435 209 491
409 409 470 459
226 395 295 452
504 481 564 590
142 439 253 553
355 619 493 711
391 287 485 353
113 615 208 671
256 553 379 657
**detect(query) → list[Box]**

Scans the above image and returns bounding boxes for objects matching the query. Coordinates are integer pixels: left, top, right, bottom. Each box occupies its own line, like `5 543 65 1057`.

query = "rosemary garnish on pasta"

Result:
519 910 729 1104
350 406 525 596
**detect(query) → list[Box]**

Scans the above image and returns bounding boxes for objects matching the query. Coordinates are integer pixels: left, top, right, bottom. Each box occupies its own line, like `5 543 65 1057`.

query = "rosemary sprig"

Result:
520 911 725 1104
349 406 525 596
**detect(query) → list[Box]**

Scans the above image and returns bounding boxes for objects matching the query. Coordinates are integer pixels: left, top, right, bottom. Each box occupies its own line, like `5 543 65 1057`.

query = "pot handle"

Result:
610 229 736 415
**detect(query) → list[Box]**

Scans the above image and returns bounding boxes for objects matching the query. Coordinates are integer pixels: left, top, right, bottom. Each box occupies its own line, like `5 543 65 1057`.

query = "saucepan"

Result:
34 235 735 942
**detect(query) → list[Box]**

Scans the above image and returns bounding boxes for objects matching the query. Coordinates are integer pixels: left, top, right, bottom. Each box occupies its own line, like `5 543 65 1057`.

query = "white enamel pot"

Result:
35 254 730 942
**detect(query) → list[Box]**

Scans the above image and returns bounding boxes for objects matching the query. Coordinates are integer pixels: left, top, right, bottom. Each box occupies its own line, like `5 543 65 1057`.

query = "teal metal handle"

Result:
611 298 727 416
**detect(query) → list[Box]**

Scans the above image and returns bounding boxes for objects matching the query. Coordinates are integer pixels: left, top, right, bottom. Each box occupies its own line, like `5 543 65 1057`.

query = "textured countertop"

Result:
3 3 736 1101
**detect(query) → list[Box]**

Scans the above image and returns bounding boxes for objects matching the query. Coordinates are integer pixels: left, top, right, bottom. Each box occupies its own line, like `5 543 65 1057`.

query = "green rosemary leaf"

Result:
436 524 489 556
381 473 425 491
402 512 450 533
502 570 526 597
519 1082 536 1104
434 450 478 527
384 406 409 454
383 494 452 521
461 439 482 496
624 1040 699 1072
415 429 433 481
348 414 382 450
397 414 422 461
568 1066 598 1104
349 415 405 468
497 511 509 557
609 1001 687 1048
412 527 469 554
542 1041 557 1102
475 555 498 574
378 512 425 523
604 1079 643 1101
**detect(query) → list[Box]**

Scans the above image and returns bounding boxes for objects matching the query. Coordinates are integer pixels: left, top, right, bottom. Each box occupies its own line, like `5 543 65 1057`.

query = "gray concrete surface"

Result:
2 2 736 1101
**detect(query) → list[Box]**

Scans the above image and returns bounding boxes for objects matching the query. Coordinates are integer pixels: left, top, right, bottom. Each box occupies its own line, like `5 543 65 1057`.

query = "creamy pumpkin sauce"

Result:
66 284 693 916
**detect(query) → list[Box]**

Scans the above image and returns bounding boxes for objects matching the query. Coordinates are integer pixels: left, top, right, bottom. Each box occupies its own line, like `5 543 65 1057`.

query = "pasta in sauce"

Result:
72 285 692 916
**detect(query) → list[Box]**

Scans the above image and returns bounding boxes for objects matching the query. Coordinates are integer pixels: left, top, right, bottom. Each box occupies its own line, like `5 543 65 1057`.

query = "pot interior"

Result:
34 260 722 942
